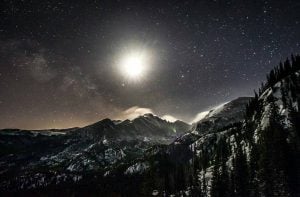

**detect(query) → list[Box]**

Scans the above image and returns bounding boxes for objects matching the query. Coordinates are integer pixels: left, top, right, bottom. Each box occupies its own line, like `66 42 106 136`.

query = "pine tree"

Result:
201 170 207 196
281 85 288 108
233 144 250 197
228 169 235 197
210 161 221 197
211 137 230 197
175 164 185 191
287 100 300 196
284 58 292 76
258 95 291 196
249 143 259 197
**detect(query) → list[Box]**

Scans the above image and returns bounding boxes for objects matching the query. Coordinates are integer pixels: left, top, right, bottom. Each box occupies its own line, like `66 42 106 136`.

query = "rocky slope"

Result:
0 114 190 194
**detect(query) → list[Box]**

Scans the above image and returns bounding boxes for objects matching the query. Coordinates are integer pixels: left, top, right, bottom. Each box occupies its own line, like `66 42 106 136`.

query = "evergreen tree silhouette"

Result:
258 95 291 196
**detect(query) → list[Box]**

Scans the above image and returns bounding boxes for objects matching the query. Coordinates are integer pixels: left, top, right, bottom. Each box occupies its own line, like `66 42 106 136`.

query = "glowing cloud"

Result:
190 111 210 123
115 106 154 120
162 115 178 123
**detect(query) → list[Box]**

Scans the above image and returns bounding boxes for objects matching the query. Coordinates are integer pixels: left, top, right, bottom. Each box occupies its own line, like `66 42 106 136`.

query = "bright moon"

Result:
120 52 148 80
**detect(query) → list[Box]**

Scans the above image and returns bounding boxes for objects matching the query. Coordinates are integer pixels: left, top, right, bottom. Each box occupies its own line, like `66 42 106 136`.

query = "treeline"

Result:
263 54 300 95
210 93 300 197
245 54 300 119
208 54 300 196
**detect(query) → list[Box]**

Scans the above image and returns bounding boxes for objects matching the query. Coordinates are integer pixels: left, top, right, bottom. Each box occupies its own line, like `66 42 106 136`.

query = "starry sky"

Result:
0 0 299 129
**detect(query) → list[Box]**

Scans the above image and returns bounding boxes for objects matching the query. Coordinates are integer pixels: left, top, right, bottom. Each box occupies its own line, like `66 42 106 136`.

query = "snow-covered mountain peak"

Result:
206 97 251 120
192 97 252 134
70 113 190 142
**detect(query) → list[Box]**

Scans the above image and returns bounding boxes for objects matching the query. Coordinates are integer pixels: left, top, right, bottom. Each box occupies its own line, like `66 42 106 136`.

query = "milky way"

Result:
0 0 299 129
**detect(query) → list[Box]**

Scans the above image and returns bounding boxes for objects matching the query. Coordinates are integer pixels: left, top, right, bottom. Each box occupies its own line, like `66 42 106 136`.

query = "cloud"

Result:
190 111 210 123
113 106 181 123
161 115 178 123
114 106 154 120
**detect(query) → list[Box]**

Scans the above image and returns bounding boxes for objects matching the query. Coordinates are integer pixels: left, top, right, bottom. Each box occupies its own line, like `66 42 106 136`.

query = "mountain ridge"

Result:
0 55 299 196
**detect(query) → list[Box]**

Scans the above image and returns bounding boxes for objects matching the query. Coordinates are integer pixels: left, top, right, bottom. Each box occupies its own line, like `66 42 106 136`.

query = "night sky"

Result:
0 0 299 129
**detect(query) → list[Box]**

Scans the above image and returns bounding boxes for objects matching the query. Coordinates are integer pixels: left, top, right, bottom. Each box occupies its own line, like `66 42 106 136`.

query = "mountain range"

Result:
0 55 300 196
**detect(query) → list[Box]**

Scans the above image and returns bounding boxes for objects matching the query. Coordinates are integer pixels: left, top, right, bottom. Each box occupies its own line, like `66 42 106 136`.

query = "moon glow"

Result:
119 51 149 80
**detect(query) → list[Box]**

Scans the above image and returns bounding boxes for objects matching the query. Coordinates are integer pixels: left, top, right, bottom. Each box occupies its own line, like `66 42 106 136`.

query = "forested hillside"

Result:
132 55 300 197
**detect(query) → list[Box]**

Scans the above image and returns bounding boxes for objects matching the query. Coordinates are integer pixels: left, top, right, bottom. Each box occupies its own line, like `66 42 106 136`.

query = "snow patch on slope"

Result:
190 111 210 123
125 162 149 175
190 101 229 124
207 102 229 118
